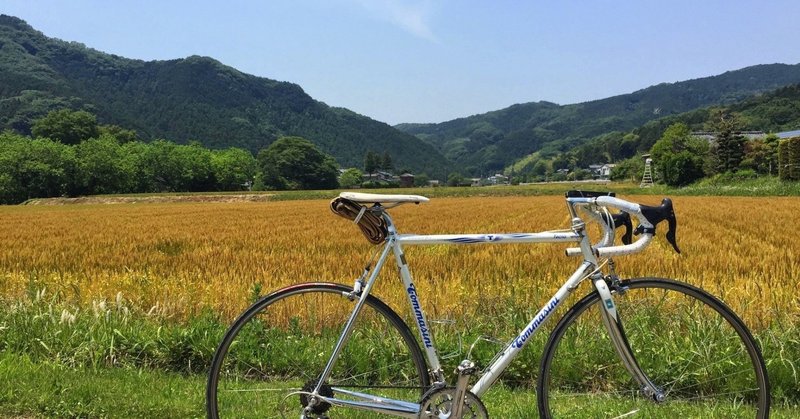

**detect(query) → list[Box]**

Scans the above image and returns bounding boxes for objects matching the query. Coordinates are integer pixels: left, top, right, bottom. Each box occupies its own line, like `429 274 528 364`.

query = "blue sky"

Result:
4 0 800 125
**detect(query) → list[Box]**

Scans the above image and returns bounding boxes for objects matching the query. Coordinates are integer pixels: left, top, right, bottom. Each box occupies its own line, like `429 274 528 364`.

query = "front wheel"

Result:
207 282 430 418
538 278 769 418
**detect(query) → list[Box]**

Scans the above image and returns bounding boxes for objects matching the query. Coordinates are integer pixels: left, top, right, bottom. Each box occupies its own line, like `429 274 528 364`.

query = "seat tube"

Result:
387 222 445 383
593 277 665 402
312 238 394 393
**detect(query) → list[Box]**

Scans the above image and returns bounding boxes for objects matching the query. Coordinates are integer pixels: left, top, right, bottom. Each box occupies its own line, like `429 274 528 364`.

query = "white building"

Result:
599 164 616 179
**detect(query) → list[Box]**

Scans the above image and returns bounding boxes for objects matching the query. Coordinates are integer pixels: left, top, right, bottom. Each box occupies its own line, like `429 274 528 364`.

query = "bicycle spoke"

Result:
223 387 291 393
208 283 429 418
538 279 768 418
667 368 757 394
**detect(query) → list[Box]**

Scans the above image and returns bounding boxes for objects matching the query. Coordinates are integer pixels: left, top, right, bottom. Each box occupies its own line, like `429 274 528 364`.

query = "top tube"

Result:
397 232 580 246
335 191 670 259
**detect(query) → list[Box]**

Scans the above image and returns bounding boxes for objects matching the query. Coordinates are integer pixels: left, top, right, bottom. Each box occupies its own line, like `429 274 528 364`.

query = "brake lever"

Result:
614 212 633 245
666 213 679 254
636 198 681 254
601 211 633 245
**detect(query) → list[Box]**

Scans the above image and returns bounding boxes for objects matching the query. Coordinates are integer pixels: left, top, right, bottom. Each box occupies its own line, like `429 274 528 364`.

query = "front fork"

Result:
592 269 666 403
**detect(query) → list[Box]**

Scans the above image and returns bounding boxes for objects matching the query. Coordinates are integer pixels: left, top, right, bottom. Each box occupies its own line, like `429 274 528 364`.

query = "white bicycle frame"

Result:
310 196 660 417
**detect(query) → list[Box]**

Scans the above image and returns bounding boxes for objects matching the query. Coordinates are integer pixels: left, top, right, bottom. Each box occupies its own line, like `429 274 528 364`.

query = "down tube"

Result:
470 261 595 398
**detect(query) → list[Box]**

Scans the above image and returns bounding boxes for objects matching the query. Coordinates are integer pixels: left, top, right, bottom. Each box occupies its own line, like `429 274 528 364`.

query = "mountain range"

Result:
396 64 800 174
2 14 800 177
0 15 447 174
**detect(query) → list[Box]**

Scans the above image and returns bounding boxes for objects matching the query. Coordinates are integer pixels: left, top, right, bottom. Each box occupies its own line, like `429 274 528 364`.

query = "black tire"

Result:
537 278 769 418
207 282 430 418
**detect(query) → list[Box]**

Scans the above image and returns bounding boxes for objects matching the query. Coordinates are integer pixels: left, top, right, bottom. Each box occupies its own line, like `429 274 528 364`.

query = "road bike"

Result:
206 190 769 418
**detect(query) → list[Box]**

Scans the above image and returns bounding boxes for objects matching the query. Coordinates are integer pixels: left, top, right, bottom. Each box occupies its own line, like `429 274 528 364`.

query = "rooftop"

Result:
777 129 800 139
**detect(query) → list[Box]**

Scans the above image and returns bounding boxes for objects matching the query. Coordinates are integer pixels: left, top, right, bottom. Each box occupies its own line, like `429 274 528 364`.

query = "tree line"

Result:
0 109 346 204
507 107 793 186
506 83 800 185
0 132 260 204
779 137 800 181
612 110 782 186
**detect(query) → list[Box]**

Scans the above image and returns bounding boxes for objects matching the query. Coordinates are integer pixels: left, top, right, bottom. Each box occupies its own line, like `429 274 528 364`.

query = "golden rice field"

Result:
0 195 798 330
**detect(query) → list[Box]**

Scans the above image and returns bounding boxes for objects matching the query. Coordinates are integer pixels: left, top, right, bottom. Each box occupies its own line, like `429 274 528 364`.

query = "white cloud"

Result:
351 0 439 42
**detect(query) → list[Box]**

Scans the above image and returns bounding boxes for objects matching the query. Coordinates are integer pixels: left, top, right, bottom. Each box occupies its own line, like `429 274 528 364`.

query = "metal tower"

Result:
640 155 654 188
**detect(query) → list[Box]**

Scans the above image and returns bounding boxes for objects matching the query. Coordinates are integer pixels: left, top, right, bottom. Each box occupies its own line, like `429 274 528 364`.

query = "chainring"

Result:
300 379 334 415
418 387 488 419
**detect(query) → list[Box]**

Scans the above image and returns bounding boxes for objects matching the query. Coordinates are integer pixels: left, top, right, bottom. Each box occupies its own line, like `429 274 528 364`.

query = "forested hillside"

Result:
397 64 800 174
503 82 800 187
0 15 448 174
3 14 799 181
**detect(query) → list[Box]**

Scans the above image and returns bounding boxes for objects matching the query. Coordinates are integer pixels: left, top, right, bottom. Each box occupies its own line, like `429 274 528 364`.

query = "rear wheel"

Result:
538 278 769 418
207 282 430 418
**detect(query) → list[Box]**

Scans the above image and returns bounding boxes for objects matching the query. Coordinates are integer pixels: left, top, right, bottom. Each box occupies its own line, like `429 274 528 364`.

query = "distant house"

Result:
599 164 616 179
399 173 414 188
428 180 440 187
588 164 603 177
585 164 616 180
363 170 397 183
470 178 482 187
691 130 789 141
488 174 508 185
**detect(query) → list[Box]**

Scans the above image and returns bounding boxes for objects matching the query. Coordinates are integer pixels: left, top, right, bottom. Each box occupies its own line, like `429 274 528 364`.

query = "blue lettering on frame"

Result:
407 284 433 348
513 297 560 349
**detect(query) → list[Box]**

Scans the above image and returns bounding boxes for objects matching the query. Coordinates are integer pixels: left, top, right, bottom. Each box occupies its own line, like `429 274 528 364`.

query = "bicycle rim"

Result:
538 278 769 418
207 282 429 418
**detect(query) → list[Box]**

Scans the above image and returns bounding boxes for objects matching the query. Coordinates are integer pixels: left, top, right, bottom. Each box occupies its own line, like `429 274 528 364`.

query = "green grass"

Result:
0 292 224 373
2 352 799 418
0 351 205 418
1 291 799 417
676 174 800 196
